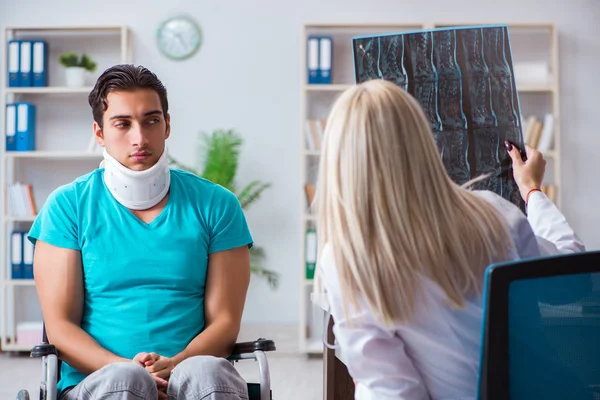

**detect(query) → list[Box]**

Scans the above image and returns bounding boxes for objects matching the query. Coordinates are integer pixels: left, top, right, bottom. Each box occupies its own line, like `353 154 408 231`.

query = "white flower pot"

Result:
65 67 86 87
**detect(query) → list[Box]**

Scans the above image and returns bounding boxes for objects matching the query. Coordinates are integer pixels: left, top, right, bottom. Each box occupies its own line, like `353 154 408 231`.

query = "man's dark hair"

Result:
88 64 168 128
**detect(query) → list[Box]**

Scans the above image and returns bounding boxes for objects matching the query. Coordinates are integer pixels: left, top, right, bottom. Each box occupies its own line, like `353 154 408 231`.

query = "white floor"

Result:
0 325 324 400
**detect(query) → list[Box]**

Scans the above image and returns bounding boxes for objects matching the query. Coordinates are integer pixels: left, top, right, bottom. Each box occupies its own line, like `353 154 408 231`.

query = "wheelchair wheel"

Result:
16 390 30 400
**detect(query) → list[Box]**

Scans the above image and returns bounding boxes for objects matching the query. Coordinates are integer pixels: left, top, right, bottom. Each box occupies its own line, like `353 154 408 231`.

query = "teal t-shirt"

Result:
27 168 253 395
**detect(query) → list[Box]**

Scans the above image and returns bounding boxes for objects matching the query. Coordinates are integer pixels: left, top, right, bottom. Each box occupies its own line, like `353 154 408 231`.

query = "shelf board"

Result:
433 22 555 29
305 84 353 92
306 83 554 93
4 215 36 223
304 147 556 158
304 339 324 354
305 150 321 156
305 23 424 30
310 291 329 311
3 279 35 287
517 83 555 92
5 86 93 94
5 151 102 159
5 25 125 33
0 342 34 352
304 213 317 221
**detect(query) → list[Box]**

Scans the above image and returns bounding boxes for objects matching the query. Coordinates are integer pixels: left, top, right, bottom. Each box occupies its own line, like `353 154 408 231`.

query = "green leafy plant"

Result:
168 129 279 289
59 52 97 73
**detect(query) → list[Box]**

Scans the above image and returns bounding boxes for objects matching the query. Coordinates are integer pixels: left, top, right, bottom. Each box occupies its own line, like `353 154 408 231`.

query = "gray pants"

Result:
61 356 249 399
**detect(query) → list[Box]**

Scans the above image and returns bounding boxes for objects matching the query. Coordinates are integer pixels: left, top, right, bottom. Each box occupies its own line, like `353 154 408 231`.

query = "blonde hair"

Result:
315 79 514 326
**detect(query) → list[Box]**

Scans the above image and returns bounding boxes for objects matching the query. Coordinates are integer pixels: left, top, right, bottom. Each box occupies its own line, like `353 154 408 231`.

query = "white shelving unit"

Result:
5 151 104 159
6 86 94 94
1 25 132 352
300 22 561 355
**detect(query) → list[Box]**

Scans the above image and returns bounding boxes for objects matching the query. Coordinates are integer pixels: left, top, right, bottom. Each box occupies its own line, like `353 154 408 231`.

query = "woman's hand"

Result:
505 140 546 201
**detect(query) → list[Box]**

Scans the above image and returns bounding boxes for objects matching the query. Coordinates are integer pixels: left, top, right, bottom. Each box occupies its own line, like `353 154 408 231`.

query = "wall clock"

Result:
156 15 202 60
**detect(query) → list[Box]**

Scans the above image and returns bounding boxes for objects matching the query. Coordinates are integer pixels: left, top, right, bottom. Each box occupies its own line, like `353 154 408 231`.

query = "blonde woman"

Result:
315 79 584 399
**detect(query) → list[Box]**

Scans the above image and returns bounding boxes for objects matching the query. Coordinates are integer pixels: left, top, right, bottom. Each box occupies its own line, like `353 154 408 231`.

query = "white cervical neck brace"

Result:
100 148 170 210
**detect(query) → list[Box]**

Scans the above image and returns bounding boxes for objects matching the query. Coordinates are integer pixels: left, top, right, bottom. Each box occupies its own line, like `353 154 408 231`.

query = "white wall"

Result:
1 0 598 325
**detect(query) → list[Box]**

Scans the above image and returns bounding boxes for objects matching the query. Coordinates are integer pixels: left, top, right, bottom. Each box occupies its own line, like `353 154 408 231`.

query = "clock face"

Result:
157 15 202 60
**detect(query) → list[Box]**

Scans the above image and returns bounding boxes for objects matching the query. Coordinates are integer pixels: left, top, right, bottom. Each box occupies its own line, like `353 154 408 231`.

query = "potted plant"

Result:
168 129 279 289
58 52 97 87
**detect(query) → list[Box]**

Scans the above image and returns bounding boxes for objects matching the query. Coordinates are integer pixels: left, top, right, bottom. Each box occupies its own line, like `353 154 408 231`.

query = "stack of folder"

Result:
5 102 36 151
7 39 48 87
6 182 37 216
11 230 34 280
306 36 333 84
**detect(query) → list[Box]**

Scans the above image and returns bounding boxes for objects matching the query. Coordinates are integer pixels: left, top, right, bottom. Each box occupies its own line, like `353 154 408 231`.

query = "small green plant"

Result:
59 52 97 73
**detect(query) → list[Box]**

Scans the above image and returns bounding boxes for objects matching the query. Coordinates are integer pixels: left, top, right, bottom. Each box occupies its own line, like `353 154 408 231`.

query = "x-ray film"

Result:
353 25 526 212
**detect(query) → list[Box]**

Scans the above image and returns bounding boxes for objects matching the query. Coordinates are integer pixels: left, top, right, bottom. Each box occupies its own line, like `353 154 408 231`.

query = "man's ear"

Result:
165 113 171 140
94 121 105 147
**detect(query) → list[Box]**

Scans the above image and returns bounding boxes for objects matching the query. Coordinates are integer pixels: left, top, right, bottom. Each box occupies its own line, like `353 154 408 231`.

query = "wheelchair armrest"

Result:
231 338 276 355
31 343 57 358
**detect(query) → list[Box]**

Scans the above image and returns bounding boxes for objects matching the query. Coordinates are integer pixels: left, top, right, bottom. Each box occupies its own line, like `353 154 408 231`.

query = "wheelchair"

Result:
16 325 276 400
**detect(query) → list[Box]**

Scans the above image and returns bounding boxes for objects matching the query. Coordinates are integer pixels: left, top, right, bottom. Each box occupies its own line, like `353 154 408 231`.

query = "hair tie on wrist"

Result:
526 188 542 205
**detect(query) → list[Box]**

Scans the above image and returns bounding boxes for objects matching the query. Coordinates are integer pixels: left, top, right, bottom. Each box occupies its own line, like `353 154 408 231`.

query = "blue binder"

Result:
22 233 34 279
5 103 17 151
318 36 332 84
32 40 48 87
307 36 320 84
306 36 333 84
18 41 33 86
11 231 23 279
15 102 36 151
7 40 20 87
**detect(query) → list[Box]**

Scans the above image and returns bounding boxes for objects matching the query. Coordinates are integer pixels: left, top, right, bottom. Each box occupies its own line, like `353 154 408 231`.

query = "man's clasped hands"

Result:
132 351 177 399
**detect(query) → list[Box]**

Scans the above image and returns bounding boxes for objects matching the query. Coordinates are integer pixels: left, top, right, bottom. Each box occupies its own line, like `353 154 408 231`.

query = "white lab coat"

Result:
319 190 585 400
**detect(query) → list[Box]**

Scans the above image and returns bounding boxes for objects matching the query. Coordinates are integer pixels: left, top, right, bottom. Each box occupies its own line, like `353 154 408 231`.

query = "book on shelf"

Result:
541 184 557 204
7 182 37 216
305 183 315 209
305 119 326 151
522 113 554 152
305 228 317 280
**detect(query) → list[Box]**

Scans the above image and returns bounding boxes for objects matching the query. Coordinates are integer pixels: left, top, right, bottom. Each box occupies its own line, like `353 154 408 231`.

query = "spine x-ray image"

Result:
353 26 526 212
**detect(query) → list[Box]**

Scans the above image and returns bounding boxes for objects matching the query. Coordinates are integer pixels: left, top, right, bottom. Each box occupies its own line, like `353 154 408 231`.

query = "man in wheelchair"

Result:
24 64 269 400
